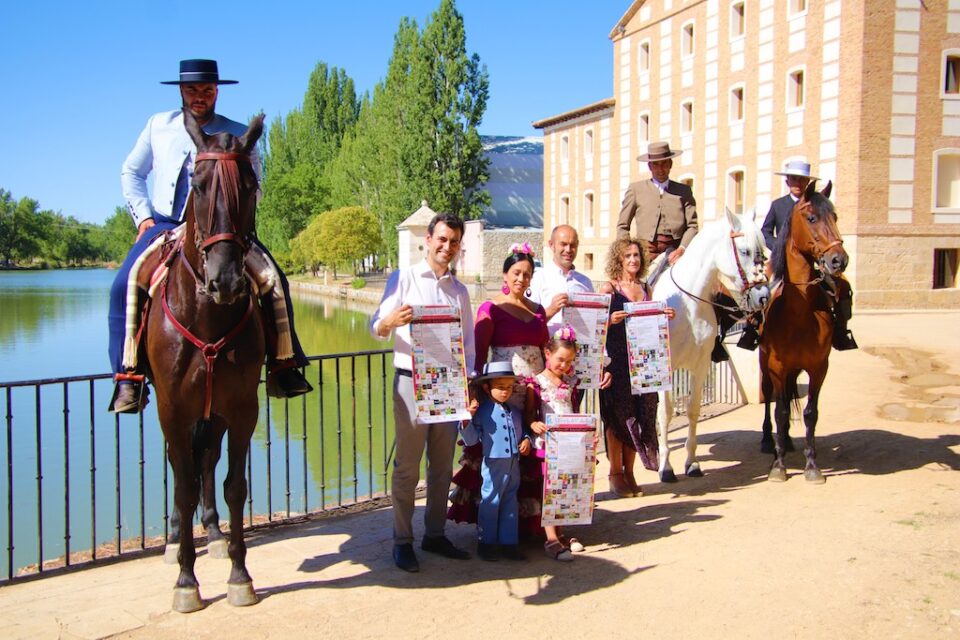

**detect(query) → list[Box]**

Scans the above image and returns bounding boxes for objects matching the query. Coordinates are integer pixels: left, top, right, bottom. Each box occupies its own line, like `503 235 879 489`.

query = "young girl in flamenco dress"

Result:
523 325 585 562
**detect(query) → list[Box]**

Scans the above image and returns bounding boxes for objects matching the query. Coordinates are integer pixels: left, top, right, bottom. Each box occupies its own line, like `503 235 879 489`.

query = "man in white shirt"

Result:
528 224 595 335
528 224 611 392
370 213 475 572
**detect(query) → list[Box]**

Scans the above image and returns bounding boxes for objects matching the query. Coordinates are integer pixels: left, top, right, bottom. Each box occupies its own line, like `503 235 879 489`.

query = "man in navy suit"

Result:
740 161 857 351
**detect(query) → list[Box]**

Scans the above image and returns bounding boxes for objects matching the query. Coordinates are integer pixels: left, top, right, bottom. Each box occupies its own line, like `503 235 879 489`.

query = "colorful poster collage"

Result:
564 291 611 390
541 414 598 526
623 300 672 393
409 305 471 424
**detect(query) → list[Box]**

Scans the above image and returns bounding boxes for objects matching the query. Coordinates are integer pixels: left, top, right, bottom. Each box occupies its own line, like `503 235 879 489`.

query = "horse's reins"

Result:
194 151 250 252
669 231 767 315
160 150 256 420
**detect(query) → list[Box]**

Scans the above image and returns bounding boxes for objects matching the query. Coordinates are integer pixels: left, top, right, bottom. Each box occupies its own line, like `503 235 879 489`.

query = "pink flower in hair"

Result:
552 325 576 342
509 242 535 258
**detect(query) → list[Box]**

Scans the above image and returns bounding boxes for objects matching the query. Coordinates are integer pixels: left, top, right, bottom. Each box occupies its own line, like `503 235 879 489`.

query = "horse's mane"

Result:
771 192 835 281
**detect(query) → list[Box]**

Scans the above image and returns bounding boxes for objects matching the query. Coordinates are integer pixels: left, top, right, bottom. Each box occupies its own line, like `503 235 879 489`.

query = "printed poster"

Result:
409 305 471 424
564 291 611 390
541 414 597 526
623 300 672 393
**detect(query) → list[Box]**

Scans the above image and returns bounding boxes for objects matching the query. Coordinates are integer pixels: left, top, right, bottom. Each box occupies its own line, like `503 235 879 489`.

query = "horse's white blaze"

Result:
651 209 768 478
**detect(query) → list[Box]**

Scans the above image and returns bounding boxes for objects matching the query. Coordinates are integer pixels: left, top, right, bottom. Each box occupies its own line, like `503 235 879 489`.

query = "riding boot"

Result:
832 295 858 350
108 372 149 414
711 335 730 362
266 359 314 398
736 323 760 351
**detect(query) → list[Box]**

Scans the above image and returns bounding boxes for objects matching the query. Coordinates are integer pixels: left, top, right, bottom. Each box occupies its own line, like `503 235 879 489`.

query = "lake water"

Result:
0 269 394 577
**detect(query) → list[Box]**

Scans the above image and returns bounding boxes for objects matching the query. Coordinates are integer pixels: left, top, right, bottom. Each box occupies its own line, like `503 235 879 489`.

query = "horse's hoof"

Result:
164 543 180 565
172 586 204 613
685 462 704 478
207 538 229 559
227 581 258 607
768 467 787 482
804 469 826 484
660 469 678 483
760 439 775 454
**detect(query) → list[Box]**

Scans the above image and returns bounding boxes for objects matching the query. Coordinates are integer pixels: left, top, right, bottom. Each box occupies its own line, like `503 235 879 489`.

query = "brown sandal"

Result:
544 540 573 562
624 472 642 497
608 473 633 498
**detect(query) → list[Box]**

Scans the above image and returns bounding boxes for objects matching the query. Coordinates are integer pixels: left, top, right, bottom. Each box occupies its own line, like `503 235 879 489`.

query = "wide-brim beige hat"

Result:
637 141 683 162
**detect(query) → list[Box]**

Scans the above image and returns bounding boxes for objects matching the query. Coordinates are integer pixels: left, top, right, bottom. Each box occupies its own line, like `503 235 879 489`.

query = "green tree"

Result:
257 62 359 255
316 206 382 276
0 191 45 264
101 206 136 263
325 0 489 263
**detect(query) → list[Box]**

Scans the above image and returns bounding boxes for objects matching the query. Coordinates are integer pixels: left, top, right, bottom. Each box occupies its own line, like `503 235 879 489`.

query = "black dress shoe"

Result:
710 337 730 363
393 544 420 572
266 366 314 398
421 535 470 560
477 542 499 562
109 382 148 414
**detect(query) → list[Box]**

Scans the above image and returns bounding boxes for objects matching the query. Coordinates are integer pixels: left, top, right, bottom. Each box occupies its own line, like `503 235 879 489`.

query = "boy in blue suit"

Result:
461 361 531 561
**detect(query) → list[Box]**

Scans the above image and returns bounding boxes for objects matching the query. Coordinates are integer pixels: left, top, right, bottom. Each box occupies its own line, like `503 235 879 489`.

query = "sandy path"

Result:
1 311 958 640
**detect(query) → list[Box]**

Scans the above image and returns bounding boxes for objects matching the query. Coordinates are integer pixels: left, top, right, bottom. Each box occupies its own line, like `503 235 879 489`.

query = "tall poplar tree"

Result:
257 62 359 255
326 0 489 262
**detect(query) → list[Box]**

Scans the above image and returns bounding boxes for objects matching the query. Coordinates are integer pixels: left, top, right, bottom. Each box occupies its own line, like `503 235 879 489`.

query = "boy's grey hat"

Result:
474 361 516 383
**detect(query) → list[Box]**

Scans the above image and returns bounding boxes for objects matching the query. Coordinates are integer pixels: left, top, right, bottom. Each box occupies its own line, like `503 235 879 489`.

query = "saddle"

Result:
135 227 185 298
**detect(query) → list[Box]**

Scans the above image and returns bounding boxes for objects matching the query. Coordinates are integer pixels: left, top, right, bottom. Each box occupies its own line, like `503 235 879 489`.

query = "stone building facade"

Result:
534 0 960 307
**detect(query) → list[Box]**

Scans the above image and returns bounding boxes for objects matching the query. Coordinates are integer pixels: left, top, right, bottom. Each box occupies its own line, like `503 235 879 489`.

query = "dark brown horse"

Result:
144 110 265 612
760 180 847 484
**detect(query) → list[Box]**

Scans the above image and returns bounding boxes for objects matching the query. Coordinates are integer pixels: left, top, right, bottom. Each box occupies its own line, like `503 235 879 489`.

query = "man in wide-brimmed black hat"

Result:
107 59 313 413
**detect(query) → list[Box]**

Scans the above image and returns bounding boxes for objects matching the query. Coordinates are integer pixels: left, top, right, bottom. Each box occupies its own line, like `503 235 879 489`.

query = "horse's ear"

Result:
821 180 833 199
183 109 207 150
803 179 818 202
745 207 757 224
725 206 743 232
239 113 265 154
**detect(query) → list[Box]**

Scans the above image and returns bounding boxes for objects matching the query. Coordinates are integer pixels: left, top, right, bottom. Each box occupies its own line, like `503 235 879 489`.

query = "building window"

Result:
727 169 745 214
943 51 960 97
935 150 960 210
787 69 805 109
584 253 594 271
681 100 694 133
682 21 695 58
560 196 570 223
585 129 594 156
789 0 807 15
561 135 569 162
730 86 745 121
731 1 745 38
584 193 595 227
934 249 959 289
638 113 650 143
639 40 650 72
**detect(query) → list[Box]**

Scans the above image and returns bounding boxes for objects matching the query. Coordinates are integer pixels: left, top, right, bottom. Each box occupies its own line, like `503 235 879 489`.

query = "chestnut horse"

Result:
144 110 265 612
760 180 847 484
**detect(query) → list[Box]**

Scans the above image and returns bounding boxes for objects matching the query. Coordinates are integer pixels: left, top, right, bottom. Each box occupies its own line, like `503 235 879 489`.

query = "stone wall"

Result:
479 228 544 289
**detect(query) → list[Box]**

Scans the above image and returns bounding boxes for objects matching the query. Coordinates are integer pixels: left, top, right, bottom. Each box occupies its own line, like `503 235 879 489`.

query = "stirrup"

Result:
832 329 859 351
266 360 313 398
108 373 148 414
737 325 760 351
711 337 730 362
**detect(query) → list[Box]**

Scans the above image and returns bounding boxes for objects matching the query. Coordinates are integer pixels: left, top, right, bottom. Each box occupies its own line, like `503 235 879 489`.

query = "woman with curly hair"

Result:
598 238 675 497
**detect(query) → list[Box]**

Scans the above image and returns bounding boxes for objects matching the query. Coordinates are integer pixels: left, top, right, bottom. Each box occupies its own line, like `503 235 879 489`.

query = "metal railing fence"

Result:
0 354 740 583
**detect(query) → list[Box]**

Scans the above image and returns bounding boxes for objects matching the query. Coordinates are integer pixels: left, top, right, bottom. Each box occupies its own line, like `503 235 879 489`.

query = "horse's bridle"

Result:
789 200 845 287
670 231 768 315
193 151 252 252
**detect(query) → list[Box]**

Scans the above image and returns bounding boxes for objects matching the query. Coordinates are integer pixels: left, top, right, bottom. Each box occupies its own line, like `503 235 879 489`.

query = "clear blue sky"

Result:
1 0 628 225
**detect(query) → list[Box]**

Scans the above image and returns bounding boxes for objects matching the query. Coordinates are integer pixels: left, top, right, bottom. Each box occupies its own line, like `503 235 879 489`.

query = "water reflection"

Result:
0 270 396 577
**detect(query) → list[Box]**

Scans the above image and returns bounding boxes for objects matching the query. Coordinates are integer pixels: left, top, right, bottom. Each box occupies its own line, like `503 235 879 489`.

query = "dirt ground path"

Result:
1 311 958 640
